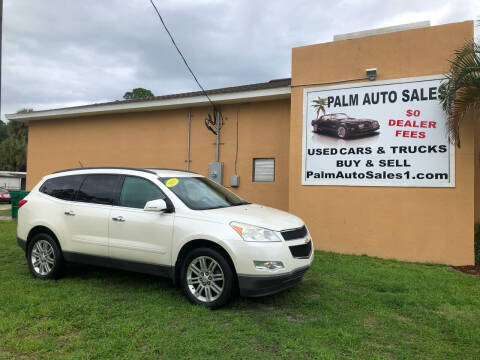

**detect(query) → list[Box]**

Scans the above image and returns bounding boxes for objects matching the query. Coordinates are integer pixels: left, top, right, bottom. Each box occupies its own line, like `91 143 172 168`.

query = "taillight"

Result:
18 199 28 209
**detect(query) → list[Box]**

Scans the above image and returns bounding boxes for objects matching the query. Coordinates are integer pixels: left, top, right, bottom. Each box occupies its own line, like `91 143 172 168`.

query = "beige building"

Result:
7 20 476 265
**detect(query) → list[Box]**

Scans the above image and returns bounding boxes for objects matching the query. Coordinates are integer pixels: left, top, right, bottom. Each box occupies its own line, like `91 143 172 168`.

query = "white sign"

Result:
302 76 455 187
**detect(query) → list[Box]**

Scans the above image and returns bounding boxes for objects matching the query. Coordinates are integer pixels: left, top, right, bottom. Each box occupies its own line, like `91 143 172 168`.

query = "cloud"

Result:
2 0 479 120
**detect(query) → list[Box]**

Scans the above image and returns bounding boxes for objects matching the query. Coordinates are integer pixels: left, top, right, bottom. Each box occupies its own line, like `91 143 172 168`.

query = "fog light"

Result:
254 261 284 270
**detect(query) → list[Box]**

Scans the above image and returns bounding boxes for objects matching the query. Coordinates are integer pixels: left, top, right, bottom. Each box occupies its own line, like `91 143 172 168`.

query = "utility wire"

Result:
148 0 217 112
0 0 3 122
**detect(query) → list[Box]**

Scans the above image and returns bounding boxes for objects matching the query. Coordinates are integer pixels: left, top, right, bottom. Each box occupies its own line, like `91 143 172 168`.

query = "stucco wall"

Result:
26 99 290 211
25 20 475 265
289 21 474 265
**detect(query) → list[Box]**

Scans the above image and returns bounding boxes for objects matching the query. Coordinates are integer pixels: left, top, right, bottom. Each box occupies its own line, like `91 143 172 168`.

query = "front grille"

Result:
281 226 307 241
289 241 312 258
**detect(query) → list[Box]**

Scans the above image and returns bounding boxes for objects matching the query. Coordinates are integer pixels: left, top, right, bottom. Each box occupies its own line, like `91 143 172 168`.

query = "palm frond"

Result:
311 97 328 119
439 40 480 147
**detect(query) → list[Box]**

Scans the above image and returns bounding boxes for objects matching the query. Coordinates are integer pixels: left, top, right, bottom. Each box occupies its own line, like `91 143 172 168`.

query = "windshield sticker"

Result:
166 178 179 188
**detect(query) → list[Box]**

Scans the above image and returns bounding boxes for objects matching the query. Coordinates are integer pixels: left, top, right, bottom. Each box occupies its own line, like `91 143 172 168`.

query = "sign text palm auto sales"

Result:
302 78 454 187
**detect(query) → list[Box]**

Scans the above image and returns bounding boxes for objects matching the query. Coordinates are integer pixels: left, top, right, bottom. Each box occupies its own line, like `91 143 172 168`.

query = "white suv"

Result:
17 168 313 308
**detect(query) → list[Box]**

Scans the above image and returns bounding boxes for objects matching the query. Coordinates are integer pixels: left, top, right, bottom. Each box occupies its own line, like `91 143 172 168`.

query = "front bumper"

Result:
238 264 312 297
354 125 380 134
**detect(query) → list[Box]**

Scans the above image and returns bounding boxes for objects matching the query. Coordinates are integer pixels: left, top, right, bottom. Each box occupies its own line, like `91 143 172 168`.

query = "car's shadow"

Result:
63 263 174 290
61 263 319 310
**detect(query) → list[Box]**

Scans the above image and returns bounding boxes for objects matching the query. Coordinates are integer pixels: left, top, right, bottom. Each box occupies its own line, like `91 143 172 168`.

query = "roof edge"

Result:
7 79 291 122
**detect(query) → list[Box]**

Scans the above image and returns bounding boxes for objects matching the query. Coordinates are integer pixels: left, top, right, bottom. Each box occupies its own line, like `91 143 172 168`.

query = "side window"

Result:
76 174 120 205
119 176 166 209
40 175 85 201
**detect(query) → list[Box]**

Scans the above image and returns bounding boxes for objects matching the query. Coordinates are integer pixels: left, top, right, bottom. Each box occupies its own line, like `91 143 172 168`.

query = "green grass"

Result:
0 220 479 359
0 207 11 217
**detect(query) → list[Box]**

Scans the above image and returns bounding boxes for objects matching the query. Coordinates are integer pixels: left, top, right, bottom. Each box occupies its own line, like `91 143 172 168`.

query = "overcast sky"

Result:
2 0 479 120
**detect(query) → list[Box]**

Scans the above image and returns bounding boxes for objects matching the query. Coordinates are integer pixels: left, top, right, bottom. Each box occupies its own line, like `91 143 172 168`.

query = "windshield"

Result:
160 176 249 210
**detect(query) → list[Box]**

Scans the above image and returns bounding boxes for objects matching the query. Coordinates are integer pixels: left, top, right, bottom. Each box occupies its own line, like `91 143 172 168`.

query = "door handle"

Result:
112 216 125 222
64 210 75 216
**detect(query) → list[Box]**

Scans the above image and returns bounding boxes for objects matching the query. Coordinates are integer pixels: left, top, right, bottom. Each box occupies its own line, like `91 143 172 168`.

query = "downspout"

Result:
186 110 191 171
215 109 220 162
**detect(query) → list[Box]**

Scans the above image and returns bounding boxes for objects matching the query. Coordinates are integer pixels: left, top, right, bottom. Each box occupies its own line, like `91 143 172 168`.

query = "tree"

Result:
7 108 30 141
0 138 26 171
0 108 31 171
438 40 480 147
311 97 328 120
0 120 7 142
123 88 154 100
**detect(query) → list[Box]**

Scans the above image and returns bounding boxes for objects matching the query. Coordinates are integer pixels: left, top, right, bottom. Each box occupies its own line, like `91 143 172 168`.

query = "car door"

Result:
62 174 122 260
109 175 174 267
326 115 337 132
319 115 330 132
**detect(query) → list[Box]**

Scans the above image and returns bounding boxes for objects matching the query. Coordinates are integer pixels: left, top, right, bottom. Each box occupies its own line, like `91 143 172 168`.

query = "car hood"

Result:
201 203 304 231
340 118 375 124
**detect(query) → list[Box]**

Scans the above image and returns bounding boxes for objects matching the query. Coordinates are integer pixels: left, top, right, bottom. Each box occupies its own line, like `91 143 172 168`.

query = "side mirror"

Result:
144 199 168 212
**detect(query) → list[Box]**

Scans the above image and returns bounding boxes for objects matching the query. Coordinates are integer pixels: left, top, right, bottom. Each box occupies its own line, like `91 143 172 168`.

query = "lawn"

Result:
0 220 479 359
0 207 11 217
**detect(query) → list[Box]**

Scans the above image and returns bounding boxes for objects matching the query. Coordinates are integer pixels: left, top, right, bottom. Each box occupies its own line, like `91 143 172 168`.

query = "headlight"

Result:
230 222 282 242
358 124 364 129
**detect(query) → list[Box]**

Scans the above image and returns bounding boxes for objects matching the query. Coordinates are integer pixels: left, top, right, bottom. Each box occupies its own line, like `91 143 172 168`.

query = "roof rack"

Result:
53 167 157 175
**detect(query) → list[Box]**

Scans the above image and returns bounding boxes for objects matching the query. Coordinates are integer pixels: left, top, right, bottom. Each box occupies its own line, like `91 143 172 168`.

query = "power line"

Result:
0 0 3 122
148 0 217 111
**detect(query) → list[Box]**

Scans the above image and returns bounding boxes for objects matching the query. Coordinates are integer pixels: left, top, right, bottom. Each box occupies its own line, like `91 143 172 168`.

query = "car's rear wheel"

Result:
337 126 347 138
181 247 234 309
27 233 64 279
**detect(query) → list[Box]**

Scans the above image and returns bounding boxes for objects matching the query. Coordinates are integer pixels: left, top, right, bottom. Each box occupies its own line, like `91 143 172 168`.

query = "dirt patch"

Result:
451 265 480 276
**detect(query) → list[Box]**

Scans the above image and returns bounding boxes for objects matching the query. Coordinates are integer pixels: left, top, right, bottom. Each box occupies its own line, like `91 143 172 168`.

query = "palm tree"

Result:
311 97 328 120
438 40 480 147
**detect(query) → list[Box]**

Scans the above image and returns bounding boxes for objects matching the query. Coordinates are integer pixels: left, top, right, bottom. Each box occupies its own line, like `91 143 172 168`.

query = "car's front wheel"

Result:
181 247 234 309
27 233 64 279
337 126 347 138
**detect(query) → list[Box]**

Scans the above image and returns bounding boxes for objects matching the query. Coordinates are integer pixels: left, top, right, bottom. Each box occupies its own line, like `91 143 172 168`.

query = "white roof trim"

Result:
6 86 291 122
333 21 431 41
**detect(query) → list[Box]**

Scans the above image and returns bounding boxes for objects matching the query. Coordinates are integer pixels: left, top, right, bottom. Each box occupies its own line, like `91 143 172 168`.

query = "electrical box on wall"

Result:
209 162 224 185
230 175 240 187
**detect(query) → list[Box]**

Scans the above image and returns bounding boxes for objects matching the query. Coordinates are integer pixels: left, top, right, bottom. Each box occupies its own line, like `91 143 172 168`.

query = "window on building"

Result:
253 158 275 182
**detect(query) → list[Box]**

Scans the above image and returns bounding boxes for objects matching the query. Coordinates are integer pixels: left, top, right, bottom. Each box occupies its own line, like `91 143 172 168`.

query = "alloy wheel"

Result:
186 256 224 303
31 240 55 276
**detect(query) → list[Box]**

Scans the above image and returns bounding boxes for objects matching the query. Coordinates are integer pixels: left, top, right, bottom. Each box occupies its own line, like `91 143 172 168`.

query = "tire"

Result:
337 126 347 138
180 247 234 309
27 233 64 280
